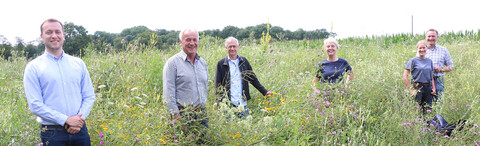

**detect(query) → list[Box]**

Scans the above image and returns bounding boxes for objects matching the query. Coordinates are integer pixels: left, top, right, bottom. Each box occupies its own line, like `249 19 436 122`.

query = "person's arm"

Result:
214 60 227 101
243 60 268 95
23 63 70 126
163 59 180 116
77 61 95 120
403 69 415 96
345 69 354 88
431 78 436 95
443 48 454 72
312 77 320 92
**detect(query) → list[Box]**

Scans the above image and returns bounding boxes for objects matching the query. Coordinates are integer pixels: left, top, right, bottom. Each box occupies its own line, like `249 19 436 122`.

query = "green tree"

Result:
0 35 13 60
63 22 93 56
220 26 239 39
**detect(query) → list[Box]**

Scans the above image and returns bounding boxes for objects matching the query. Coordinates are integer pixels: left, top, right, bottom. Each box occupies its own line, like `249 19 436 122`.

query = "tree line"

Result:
0 22 333 59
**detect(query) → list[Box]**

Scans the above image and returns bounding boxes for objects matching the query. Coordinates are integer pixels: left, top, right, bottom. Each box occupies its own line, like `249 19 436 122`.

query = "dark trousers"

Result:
177 108 209 128
414 84 434 114
41 124 91 146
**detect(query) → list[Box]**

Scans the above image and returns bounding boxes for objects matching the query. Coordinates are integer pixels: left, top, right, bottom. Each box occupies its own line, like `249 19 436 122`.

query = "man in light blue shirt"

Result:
23 19 95 145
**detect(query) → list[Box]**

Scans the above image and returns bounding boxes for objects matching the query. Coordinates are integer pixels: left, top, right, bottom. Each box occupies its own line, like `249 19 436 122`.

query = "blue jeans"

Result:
433 77 444 104
180 110 209 128
236 106 251 119
415 84 434 114
41 124 91 146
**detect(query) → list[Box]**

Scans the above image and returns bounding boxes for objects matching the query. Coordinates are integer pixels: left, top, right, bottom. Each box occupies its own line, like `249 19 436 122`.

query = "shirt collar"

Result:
227 55 240 61
428 44 439 51
179 50 200 61
44 50 65 60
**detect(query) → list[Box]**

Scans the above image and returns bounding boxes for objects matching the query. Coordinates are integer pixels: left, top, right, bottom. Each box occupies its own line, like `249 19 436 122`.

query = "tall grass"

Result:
1 31 479 145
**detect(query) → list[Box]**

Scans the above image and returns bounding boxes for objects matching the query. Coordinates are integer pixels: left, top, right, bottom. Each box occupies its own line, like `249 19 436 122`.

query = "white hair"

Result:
323 37 339 49
179 29 199 41
225 37 239 47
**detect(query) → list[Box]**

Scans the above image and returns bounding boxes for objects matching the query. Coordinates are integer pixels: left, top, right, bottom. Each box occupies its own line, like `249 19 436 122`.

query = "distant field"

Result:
1 32 479 145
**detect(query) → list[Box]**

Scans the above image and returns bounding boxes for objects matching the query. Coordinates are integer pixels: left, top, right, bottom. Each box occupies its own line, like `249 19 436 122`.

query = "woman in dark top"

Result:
312 38 354 92
403 40 436 114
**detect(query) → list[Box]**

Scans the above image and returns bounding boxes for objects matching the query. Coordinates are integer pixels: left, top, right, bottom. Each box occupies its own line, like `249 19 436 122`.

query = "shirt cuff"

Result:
58 114 69 127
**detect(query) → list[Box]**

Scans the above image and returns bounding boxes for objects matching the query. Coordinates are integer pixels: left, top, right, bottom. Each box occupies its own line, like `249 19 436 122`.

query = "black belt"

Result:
434 76 442 79
178 106 205 112
414 83 430 86
41 125 66 131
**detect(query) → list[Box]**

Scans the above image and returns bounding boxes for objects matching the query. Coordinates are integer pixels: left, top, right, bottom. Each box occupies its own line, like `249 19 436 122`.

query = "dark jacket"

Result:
214 55 268 103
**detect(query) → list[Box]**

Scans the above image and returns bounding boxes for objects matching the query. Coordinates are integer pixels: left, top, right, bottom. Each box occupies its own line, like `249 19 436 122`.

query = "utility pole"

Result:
411 15 414 35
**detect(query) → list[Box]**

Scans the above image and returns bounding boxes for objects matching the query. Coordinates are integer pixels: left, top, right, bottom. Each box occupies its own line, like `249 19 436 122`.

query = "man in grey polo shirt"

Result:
163 28 208 127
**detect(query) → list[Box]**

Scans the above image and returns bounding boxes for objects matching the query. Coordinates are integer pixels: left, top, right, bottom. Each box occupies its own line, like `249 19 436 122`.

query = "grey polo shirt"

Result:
163 50 208 114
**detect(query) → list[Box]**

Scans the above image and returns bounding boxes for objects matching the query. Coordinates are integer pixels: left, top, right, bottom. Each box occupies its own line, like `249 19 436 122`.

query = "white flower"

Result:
98 85 106 89
142 93 148 97
131 87 138 91
134 96 142 100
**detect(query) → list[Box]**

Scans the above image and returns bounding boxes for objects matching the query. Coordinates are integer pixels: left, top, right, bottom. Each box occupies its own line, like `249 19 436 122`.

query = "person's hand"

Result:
431 89 436 95
66 126 82 134
174 114 181 120
266 91 273 96
65 114 85 129
410 89 417 97
434 67 442 73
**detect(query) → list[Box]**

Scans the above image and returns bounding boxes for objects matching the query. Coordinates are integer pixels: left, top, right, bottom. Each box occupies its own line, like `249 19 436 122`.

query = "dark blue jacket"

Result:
214 55 268 103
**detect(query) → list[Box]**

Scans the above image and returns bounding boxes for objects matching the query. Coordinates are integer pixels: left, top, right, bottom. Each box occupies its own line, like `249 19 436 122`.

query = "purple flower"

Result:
298 127 303 130
315 90 320 94
466 105 471 107
174 140 178 143
217 133 220 137
137 139 140 142
430 124 434 127
99 132 104 139
323 91 327 95
427 110 431 113
149 53 152 55
329 115 333 119
474 124 479 128
332 131 336 135
444 135 449 138
98 141 104 145
296 95 300 98
38 143 43 146
320 111 325 115
315 109 319 112
353 115 358 119
423 123 428 126
325 101 331 107
309 99 312 101
172 120 176 125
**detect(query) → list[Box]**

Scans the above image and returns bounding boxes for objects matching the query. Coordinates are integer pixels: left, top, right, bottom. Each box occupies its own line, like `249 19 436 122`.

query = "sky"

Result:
1 0 478 44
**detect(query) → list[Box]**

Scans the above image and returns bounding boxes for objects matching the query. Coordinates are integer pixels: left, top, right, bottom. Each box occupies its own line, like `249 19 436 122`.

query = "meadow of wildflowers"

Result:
1 32 479 145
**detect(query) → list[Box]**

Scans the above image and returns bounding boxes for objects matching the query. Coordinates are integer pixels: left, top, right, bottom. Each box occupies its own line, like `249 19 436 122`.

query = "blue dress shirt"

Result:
23 51 95 126
228 56 245 106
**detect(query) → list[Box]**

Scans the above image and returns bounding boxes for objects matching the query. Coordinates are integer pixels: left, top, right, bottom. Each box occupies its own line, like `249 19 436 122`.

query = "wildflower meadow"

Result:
1 31 479 145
